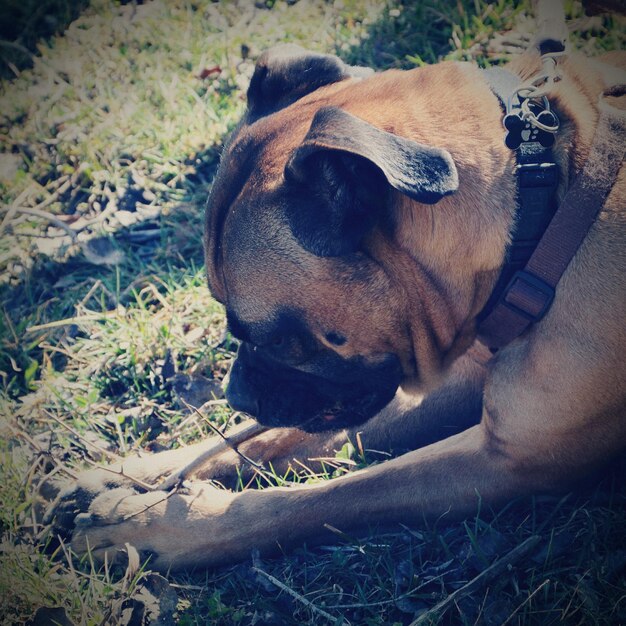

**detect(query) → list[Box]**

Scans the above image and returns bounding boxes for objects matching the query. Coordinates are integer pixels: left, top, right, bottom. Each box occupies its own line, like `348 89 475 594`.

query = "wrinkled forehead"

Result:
220 199 312 321
204 113 311 304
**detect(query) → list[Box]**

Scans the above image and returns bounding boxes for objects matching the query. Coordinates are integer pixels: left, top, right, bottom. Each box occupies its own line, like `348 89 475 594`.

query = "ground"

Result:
0 1 625 624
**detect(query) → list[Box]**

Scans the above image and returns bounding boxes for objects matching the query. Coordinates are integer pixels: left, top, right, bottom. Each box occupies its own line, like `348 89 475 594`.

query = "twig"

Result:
1 176 73 235
155 417 267 491
78 279 104 308
501 578 551 626
22 449 46 490
309 456 357 467
6 423 78 479
409 535 542 626
291 457 324 480
182 399 266 470
26 310 120 333
80 458 156 492
119 485 180 522
2 305 19 345
31 491 40 536
171 399 228 436
251 566 342 624
169 582 208 591
43 409 122 462
0 186 31 232
14 207 78 240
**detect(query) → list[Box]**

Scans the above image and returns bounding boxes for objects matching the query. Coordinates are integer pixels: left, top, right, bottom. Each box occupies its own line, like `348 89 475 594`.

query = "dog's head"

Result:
204 45 460 432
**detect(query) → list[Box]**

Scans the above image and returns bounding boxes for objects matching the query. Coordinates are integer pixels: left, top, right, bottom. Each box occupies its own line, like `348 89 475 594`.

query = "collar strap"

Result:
478 69 626 349
477 67 560 345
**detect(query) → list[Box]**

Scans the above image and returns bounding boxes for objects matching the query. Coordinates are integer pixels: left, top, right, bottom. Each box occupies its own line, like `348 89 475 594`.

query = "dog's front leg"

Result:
43 426 336 529
46 344 488 540
70 422 517 571
348 341 489 456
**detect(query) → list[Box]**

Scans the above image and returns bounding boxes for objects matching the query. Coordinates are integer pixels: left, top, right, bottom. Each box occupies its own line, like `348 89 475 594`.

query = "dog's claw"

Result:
74 513 94 529
42 468 135 543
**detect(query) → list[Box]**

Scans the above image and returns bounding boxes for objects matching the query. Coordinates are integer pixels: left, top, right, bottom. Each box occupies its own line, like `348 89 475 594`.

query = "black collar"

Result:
476 67 560 338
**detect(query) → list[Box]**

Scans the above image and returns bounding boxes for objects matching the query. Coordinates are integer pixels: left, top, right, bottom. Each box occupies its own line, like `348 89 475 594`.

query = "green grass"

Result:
1 0 625 624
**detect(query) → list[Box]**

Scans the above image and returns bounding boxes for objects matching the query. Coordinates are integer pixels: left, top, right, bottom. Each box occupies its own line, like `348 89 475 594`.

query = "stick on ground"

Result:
409 535 541 626
251 566 342 624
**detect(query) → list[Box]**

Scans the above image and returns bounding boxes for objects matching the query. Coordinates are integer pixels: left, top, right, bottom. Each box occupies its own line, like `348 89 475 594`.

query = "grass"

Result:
1 0 625 624
0 0 90 79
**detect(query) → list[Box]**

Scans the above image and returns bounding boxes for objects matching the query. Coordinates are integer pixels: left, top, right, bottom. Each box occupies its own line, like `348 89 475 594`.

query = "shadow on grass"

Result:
338 0 472 69
0 0 90 78
0 142 221 398
337 0 526 69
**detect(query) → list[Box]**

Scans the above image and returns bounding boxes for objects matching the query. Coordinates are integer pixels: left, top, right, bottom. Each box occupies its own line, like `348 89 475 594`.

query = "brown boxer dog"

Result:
47 44 626 571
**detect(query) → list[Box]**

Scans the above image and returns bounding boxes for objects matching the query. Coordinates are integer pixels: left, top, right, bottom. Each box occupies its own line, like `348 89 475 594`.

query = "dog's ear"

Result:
247 44 373 121
284 106 459 256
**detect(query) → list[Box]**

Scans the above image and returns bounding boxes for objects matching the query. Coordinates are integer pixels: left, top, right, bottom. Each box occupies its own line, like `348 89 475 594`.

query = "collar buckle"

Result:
501 270 555 323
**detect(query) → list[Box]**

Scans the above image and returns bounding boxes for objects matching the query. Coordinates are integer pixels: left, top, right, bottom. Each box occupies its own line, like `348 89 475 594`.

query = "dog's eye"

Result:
325 331 346 347
262 333 289 353
272 335 285 347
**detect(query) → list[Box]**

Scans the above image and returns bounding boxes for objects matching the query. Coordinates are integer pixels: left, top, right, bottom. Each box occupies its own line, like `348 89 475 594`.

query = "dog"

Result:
46 37 626 572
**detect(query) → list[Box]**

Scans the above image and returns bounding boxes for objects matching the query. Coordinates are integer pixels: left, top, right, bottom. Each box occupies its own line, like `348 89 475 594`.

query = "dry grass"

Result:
1 0 625 624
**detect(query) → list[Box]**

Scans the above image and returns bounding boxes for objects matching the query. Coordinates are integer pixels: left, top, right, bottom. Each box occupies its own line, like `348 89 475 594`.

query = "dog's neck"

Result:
360 63 517 385
365 56 612 386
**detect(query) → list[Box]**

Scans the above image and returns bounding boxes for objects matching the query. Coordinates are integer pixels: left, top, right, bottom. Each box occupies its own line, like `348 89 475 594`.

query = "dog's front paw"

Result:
44 466 141 536
43 445 199 537
69 483 237 571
